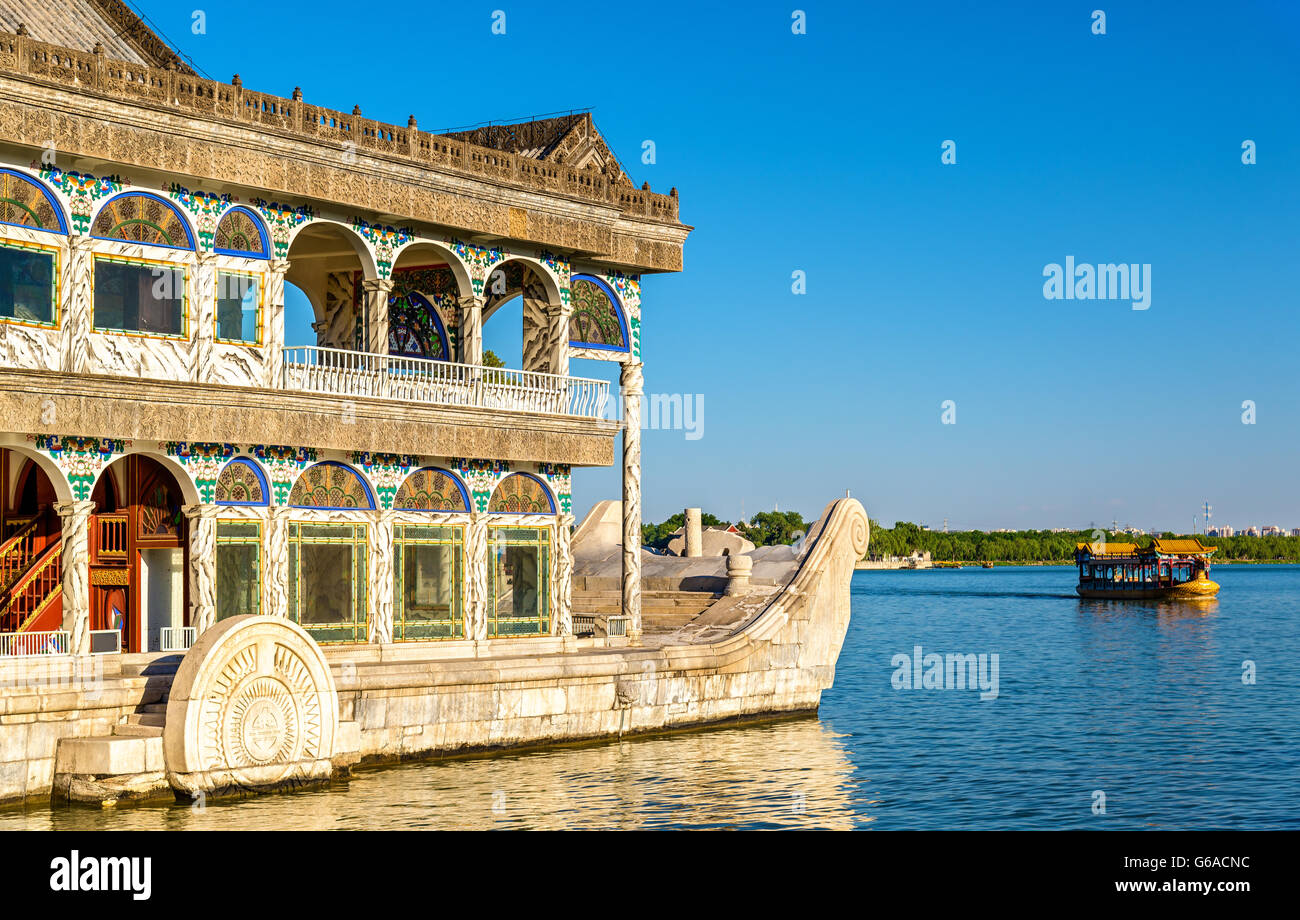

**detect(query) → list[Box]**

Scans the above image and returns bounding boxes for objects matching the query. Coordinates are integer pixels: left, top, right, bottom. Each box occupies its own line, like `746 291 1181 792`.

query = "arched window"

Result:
289 461 376 510
393 468 469 512
389 292 450 360
214 457 270 506
488 473 555 514
0 169 67 234
214 206 270 259
568 275 628 352
91 192 195 250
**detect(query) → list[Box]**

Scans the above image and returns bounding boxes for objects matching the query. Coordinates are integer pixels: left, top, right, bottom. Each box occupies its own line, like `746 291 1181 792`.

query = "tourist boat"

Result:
1074 539 1220 599
981 562 994 569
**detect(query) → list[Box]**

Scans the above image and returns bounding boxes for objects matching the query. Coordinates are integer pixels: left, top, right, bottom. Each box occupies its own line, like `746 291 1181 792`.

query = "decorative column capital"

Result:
196 251 220 268
362 278 394 295
54 499 97 519
458 294 484 312
269 259 293 275
68 234 96 254
181 503 222 523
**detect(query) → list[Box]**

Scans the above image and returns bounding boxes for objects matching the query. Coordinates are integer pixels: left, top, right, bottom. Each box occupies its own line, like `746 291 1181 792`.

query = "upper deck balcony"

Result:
0 165 634 466
283 346 609 419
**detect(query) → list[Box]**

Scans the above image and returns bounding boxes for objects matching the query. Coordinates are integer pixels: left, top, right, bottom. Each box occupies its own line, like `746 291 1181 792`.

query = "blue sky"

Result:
139 0 1299 531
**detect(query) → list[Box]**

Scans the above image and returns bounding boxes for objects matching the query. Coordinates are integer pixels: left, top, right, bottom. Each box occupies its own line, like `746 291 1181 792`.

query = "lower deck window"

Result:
486 526 550 637
94 257 185 336
393 524 464 639
289 523 367 642
0 241 56 325
216 522 260 620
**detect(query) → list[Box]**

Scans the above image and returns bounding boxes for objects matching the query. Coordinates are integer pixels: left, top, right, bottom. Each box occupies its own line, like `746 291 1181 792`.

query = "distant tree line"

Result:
643 510 810 551
866 521 1300 563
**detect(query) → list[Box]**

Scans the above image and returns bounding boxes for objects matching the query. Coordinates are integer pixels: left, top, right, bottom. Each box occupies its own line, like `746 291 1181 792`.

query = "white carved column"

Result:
54 500 95 655
549 300 572 378
553 513 574 636
264 259 291 388
466 511 488 640
182 503 219 636
263 505 292 619
60 235 94 375
362 278 394 354
193 252 218 383
368 510 395 644
620 362 644 640
459 294 483 365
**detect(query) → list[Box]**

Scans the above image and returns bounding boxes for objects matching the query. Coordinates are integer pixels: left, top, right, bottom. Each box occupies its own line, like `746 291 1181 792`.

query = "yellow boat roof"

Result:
1076 542 1139 556
1150 538 1216 556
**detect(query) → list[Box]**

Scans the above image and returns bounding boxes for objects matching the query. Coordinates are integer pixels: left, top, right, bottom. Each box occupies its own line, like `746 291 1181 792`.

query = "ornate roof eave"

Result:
0 30 689 273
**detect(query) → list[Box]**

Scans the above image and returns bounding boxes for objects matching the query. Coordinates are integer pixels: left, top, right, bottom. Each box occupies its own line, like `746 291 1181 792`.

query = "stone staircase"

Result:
573 588 722 632
52 657 181 805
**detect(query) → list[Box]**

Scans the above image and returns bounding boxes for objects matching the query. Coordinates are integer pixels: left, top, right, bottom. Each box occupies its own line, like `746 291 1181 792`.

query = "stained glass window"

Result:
216 522 260 620
213 207 269 258
91 193 194 250
488 473 555 514
486 526 550 637
0 170 64 233
214 458 268 505
568 276 627 350
393 468 468 512
289 462 375 510
393 524 464 640
289 523 367 643
388 292 448 359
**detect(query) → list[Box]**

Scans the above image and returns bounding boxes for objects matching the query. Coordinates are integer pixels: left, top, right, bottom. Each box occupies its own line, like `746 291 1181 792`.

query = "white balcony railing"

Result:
0 630 70 657
282 347 611 419
161 626 197 652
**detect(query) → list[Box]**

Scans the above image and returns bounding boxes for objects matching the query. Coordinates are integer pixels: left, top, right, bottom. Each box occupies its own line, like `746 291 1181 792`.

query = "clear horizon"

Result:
142 0 1300 533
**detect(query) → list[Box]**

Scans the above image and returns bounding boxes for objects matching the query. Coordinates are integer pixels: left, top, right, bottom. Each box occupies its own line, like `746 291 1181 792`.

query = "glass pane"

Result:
298 543 355 626
216 272 259 343
217 522 259 539
0 244 55 324
399 542 460 639
216 542 259 619
94 260 184 335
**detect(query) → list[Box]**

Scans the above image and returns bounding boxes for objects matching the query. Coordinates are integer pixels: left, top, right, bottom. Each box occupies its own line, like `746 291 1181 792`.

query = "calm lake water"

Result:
4 565 1297 830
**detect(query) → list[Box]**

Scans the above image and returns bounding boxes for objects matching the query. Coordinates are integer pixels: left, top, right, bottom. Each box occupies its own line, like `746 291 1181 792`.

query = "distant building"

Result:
1210 525 1235 538
1244 526 1261 537
1261 525 1285 537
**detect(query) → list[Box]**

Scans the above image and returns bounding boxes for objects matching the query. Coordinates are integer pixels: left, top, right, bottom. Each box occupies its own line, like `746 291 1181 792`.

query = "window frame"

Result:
214 268 265 346
485 524 552 638
215 519 262 621
0 236 61 329
287 521 369 643
393 522 466 641
91 252 190 340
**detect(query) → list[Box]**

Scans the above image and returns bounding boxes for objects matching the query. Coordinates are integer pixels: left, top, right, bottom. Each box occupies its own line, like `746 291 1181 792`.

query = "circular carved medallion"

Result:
164 615 338 795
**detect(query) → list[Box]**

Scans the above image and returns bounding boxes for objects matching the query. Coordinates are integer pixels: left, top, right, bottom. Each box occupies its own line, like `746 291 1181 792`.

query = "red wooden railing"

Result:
94 513 128 562
0 540 62 634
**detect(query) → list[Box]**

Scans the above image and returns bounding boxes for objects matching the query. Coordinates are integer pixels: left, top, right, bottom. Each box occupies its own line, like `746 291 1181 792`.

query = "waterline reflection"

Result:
3 717 865 831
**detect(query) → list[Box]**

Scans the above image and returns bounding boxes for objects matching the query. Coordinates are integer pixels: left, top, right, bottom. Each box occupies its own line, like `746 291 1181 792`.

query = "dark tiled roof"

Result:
0 0 192 72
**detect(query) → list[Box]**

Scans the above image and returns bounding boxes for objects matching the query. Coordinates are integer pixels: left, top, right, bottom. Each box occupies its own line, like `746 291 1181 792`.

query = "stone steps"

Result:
112 723 163 738
122 712 166 728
